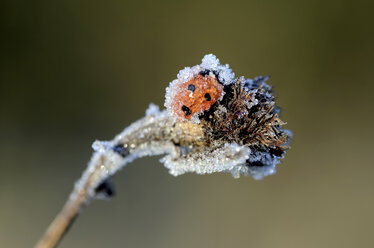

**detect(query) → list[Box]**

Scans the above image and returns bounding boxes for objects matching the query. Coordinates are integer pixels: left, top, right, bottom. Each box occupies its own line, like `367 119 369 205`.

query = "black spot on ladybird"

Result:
188 84 196 92
204 93 211 101
181 105 192 116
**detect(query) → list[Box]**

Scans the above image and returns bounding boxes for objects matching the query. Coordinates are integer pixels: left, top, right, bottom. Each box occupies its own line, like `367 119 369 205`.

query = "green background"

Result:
1 0 374 247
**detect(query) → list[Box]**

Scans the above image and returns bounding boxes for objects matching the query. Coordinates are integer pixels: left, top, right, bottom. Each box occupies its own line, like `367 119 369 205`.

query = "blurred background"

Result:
1 0 374 247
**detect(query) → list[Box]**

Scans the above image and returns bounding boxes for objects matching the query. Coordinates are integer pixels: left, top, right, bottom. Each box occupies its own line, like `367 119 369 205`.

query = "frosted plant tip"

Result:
37 54 292 248
86 53 291 190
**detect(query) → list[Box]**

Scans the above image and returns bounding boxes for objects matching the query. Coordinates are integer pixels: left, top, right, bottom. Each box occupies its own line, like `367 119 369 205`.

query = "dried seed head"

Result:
162 54 291 179
199 76 291 179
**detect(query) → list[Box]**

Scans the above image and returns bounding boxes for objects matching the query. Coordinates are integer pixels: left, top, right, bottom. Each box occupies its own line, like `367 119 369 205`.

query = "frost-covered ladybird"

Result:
170 74 223 120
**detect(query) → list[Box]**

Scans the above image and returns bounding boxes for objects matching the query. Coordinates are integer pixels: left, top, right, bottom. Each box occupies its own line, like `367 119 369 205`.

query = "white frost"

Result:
161 143 250 177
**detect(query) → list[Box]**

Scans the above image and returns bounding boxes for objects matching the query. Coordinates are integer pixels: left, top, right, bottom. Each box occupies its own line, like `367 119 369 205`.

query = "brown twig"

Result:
35 154 106 248
34 113 206 248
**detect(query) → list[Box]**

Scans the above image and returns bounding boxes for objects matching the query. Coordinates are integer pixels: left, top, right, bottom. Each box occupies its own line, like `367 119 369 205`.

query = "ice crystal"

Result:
161 143 251 177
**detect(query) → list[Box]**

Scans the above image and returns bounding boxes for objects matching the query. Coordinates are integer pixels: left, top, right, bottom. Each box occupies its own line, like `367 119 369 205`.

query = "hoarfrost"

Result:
145 103 161 116
161 143 251 177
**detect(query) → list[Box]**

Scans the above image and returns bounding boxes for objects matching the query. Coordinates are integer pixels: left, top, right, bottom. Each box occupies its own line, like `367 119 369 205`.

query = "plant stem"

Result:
34 193 84 248
35 154 106 248
35 112 207 248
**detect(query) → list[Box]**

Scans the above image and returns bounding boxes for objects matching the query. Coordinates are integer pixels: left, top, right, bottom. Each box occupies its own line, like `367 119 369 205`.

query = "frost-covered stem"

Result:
35 110 206 248
35 153 111 248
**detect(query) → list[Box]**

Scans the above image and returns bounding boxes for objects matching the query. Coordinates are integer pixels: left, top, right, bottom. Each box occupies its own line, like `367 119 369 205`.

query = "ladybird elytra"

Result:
170 74 224 119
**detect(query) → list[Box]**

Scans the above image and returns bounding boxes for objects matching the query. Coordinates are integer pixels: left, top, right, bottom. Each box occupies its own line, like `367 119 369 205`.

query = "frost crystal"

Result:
145 103 161 116
161 143 251 177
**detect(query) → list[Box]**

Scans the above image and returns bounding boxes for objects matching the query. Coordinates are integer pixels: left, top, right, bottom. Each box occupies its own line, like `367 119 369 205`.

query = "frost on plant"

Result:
82 54 291 198
36 54 293 248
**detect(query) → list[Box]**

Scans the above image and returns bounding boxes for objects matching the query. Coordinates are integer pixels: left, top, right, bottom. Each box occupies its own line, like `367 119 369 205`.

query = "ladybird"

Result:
170 74 224 120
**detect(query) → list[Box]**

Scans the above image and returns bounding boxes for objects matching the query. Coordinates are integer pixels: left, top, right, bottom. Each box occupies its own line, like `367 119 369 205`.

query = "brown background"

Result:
1 0 374 247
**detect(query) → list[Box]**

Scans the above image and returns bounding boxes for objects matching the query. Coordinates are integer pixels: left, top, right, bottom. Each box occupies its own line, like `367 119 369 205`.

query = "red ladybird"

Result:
170 74 224 120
